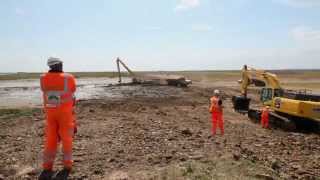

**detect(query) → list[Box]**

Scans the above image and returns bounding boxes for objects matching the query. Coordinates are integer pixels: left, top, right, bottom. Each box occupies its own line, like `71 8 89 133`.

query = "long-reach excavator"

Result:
116 57 136 83
116 58 192 87
232 65 320 131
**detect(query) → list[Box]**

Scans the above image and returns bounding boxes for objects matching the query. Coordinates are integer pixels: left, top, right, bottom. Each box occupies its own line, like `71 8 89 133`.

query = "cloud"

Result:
15 8 26 16
191 24 213 32
275 0 320 7
175 0 200 11
291 26 320 43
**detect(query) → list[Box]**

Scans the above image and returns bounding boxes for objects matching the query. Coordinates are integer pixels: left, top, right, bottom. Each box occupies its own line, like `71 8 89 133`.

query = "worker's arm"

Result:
209 98 213 113
68 75 77 106
218 99 224 108
72 111 77 136
40 74 47 109
218 99 224 112
69 75 76 93
68 74 78 135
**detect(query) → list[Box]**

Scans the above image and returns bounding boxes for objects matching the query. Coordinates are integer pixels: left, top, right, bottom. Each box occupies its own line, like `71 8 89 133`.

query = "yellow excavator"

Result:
232 65 320 131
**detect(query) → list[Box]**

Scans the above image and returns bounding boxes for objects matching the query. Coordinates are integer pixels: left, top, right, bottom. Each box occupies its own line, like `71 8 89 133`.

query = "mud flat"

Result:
0 81 319 179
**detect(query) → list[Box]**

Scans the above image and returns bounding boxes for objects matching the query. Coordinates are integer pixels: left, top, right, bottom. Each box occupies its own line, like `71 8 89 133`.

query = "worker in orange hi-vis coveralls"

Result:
261 106 270 128
209 89 224 136
39 57 77 180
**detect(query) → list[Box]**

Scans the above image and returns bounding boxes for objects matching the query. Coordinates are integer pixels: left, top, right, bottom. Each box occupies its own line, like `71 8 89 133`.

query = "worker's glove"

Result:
73 126 78 137
73 97 77 107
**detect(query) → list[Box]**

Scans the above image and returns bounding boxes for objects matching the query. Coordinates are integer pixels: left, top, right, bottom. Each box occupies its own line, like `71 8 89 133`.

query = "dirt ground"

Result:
0 83 320 180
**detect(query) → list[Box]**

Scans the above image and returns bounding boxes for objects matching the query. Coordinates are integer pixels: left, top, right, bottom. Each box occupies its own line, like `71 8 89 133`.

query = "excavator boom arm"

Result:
116 58 135 83
240 65 282 96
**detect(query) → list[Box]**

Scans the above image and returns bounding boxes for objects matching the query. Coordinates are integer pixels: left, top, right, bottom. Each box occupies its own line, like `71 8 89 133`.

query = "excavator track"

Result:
248 108 320 133
248 108 296 131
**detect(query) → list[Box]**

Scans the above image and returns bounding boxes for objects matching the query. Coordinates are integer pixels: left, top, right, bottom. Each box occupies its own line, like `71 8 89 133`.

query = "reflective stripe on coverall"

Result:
40 72 76 170
210 96 224 135
261 107 269 128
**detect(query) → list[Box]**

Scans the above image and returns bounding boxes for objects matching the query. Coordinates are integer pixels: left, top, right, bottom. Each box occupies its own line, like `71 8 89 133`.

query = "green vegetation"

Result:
283 82 320 91
174 71 240 82
1 70 319 88
137 158 278 180
276 71 320 79
0 72 130 80
0 72 42 80
0 108 41 120
148 70 320 83
72 71 127 78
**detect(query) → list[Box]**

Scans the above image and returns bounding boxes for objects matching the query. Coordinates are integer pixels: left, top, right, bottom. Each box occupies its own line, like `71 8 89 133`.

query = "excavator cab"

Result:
261 88 284 104
261 88 273 102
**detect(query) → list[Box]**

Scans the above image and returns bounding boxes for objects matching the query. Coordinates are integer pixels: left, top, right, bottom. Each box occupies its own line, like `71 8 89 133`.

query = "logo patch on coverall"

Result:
46 92 61 105
275 98 281 109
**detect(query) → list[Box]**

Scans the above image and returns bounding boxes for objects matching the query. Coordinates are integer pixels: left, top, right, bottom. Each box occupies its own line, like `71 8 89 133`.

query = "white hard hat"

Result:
214 89 220 95
47 57 63 67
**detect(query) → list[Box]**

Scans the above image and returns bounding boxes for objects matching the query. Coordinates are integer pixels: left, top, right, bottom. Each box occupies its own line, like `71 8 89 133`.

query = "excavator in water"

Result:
116 58 192 87
232 65 320 131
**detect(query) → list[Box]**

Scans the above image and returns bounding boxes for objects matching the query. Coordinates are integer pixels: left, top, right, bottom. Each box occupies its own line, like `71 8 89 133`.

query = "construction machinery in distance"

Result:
232 65 320 131
116 58 192 87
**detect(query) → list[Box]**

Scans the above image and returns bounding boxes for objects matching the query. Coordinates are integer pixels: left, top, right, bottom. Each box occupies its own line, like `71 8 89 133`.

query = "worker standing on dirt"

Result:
261 106 270 128
39 57 77 180
209 89 224 135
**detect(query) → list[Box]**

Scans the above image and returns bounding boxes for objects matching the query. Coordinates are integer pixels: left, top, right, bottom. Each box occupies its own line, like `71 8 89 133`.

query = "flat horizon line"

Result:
1 68 320 74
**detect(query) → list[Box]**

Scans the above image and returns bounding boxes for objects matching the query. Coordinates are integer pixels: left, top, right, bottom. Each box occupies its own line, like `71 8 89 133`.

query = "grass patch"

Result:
282 82 320 91
0 108 41 120
132 157 279 180
0 72 130 80
1 70 320 82
72 72 128 78
170 71 240 82
0 73 42 80
276 70 320 79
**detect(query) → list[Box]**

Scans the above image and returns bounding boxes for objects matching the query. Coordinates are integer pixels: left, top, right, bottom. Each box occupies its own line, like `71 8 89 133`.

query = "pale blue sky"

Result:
1 0 320 72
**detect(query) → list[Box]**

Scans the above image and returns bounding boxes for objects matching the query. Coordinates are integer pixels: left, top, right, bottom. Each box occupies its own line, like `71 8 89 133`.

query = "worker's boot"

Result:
38 170 54 180
52 168 71 180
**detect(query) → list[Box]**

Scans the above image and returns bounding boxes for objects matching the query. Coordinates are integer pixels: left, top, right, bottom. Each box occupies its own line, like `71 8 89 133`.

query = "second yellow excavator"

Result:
232 65 320 131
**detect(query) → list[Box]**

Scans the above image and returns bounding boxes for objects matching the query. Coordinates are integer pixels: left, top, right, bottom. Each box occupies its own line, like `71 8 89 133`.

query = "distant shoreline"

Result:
1 69 320 74
1 69 320 81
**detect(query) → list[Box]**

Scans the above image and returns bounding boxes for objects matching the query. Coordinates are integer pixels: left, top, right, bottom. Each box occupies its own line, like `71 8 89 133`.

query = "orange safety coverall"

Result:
40 72 76 170
210 96 224 135
261 107 269 128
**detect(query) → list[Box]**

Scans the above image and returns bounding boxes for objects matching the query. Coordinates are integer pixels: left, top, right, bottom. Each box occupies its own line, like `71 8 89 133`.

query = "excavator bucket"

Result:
232 96 251 113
